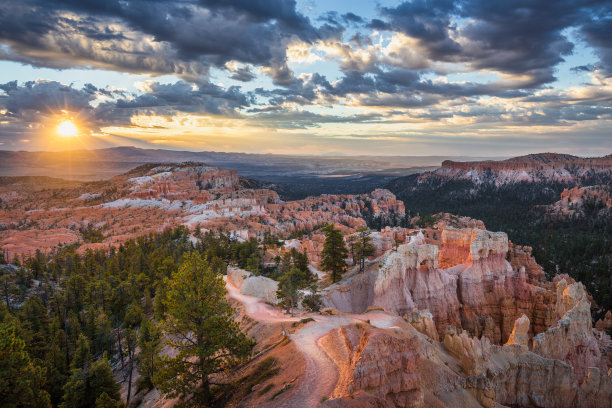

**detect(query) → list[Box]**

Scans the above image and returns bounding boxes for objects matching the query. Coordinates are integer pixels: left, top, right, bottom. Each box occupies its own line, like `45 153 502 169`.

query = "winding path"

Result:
224 276 298 323
224 277 401 407
279 315 355 408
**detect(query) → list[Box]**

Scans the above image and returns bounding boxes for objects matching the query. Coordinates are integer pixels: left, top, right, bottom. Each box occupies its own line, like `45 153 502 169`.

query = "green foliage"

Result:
79 225 105 244
414 214 438 228
136 319 161 391
276 268 301 314
320 224 349 283
352 227 376 272
94 392 123 408
61 354 121 408
0 321 51 407
0 226 286 407
275 249 314 312
154 253 254 406
19 295 51 360
301 285 322 312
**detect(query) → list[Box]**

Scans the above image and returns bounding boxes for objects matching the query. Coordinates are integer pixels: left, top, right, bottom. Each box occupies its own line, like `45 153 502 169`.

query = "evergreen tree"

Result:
276 268 301 314
19 295 51 360
301 285 322 312
94 392 122 408
154 253 254 406
0 271 21 312
0 321 51 407
136 319 161 390
353 227 376 272
320 224 348 283
61 353 121 408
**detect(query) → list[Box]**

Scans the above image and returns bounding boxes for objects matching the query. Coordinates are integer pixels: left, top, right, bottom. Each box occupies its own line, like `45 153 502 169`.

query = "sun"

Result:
57 120 79 137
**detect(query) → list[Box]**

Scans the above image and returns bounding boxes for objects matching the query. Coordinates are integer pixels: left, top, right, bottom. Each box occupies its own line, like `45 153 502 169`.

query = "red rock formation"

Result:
533 279 607 381
424 153 612 185
324 226 557 344
0 163 403 259
321 324 423 408
546 185 612 218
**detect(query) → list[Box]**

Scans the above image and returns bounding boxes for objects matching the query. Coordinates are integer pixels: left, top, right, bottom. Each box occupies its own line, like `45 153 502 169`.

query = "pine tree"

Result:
136 319 161 390
61 353 121 408
19 295 51 360
0 321 51 407
154 253 254 406
353 227 376 272
301 285 322 312
320 224 349 283
276 268 301 314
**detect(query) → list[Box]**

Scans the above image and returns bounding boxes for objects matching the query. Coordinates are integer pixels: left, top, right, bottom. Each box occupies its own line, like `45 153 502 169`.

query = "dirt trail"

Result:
279 315 355 408
224 276 298 323
225 276 402 407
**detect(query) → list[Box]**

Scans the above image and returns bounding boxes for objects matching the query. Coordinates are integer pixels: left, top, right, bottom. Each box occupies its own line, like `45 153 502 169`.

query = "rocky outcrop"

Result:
508 243 546 283
323 226 559 344
228 267 279 304
547 185 612 218
321 324 423 408
504 314 530 348
442 326 492 376
404 310 439 341
485 345 612 408
241 276 279 304
435 153 612 185
228 267 251 289
533 280 606 381
372 243 462 332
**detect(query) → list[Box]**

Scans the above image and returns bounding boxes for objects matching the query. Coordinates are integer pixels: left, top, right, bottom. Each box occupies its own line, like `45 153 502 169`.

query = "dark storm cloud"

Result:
112 81 253 115
343 13 365 24
379 0 460 59
255 73 333 105
0 80 97 116
228 66 257 82
0 0 332 83
581 6 612 76
376 0 611 86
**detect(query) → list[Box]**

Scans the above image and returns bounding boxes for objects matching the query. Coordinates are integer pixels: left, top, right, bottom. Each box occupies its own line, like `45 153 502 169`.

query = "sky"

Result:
0 0 611 156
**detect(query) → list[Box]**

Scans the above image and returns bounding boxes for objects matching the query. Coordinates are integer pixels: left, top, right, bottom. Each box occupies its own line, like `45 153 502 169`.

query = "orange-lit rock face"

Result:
322 223 612 405
324 226 557 344
438 227 477 268
321 324 423 408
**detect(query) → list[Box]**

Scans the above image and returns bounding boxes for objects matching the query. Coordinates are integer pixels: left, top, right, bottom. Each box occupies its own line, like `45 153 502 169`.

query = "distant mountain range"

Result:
436 153 612 185
0 146 504 199
0 146 497 181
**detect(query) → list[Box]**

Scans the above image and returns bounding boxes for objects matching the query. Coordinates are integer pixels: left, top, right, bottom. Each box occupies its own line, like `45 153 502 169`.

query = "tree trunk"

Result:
126 339 133 405
116 329 125 371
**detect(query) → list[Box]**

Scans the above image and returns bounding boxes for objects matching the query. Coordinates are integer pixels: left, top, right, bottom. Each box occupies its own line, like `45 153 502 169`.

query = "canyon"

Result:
220 215 612 408
0 162 404 260
2 158 610 408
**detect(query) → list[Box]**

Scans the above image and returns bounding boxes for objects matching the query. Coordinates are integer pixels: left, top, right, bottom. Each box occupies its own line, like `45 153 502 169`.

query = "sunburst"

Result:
56 120 78 137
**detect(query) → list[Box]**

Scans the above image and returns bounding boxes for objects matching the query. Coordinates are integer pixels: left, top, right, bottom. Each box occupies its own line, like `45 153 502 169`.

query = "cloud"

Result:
0 0 332 83
375 0 602 87
0 80 96 116
580 7 612 76
1 1 612 155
